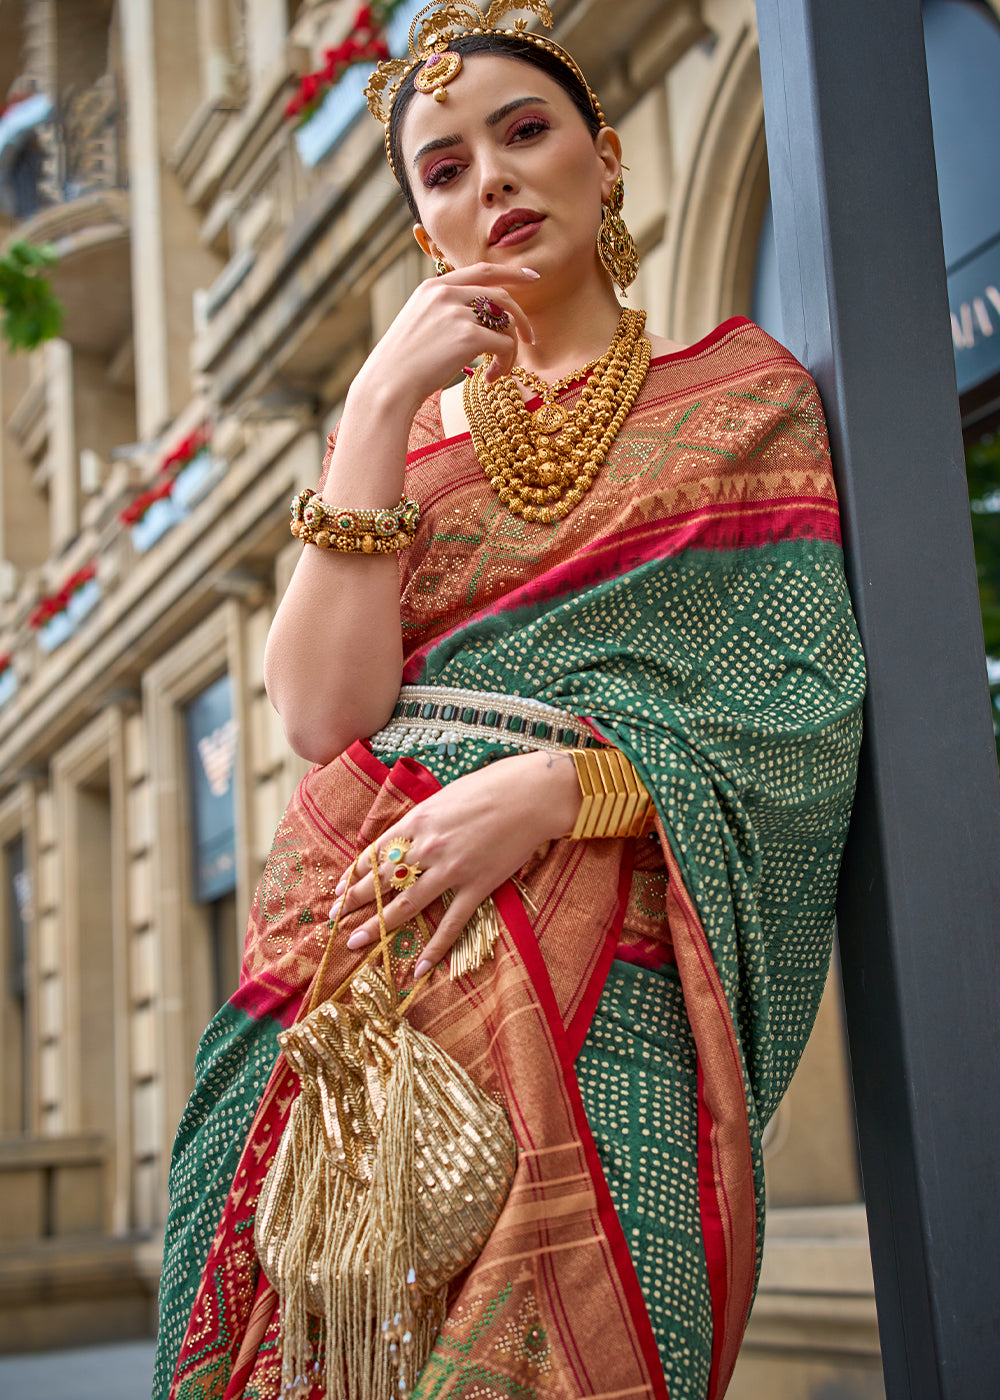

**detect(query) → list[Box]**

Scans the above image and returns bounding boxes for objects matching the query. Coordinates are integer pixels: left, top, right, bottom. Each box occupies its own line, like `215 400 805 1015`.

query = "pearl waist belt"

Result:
368 685 604 758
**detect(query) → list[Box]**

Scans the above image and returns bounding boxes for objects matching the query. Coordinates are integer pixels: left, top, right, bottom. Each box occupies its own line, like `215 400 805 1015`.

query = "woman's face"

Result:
399 53 620 289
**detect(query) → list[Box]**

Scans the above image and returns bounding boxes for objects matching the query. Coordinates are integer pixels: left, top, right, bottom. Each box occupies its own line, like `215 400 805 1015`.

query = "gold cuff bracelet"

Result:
567 748 654 840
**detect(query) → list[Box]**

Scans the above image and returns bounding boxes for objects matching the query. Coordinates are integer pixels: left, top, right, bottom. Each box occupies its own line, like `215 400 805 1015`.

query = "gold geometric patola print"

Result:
631 869 670 922
463 500 557 603
604 377 829 489
411 1281 556 1398
412 498 559 610
606 403 738 488
734 379 830 461
256 836 305 924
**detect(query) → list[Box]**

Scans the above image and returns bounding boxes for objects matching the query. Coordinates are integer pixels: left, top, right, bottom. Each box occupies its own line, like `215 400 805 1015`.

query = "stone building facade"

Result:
0 0 887 1393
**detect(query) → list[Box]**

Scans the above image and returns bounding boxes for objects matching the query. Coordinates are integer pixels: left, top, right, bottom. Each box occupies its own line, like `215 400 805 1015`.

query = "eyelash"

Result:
423 159 462 189
508 114 550 141
421 114 551 189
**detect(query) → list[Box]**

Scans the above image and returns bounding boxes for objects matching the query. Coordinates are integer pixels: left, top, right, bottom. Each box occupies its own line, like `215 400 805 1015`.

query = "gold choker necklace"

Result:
463 308 651 523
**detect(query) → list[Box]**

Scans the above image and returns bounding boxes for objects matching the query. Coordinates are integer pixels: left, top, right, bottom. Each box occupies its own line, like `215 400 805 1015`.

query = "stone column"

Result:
119 0 221 441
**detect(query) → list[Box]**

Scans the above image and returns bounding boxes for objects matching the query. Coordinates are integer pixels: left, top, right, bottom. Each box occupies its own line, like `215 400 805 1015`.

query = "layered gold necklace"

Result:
463 308 651 523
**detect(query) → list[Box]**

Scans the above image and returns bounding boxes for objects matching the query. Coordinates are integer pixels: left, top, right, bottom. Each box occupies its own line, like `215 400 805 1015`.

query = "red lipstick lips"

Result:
489 208 545 247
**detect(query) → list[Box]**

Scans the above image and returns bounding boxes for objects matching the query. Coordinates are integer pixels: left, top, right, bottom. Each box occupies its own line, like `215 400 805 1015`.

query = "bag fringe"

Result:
274 1022 446 1400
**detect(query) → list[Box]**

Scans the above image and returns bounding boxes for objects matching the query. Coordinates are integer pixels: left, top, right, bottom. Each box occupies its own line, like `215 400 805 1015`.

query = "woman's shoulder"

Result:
646 331 688 358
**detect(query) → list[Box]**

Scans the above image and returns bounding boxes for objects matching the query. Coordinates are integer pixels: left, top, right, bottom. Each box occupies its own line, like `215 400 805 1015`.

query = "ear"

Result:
594 127 623 203
413 223 434 258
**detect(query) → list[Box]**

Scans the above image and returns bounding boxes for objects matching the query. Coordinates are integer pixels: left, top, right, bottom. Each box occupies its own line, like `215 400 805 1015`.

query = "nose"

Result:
477 152 517 204
483 180 515 203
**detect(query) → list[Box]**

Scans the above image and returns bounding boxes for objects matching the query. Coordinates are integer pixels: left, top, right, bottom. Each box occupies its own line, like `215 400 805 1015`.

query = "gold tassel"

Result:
442 891 500 980
268 981 447 1400
444 878 540 981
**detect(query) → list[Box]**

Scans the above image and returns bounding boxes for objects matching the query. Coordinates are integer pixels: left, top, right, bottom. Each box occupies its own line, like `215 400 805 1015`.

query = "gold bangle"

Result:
289 489 420 552
567 748 654 840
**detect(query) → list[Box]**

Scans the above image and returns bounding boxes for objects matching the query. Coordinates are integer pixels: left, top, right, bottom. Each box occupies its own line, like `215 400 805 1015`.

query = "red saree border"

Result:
564 841 635 1058
697 1060 729 1400
403 495 840 683
495 880 670 1400
224 1264 277 1397
656 831 757 1400
170 1053 299 1400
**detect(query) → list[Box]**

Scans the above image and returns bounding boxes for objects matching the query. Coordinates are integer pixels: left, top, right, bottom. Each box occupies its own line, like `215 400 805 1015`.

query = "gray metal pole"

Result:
754 1 1000 1395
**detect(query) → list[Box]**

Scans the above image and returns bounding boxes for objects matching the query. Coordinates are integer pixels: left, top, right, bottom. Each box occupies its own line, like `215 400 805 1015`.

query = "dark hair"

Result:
388 32 602 221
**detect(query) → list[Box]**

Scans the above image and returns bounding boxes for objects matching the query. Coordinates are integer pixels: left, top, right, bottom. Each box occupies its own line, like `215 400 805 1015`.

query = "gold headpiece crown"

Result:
365 0 606 178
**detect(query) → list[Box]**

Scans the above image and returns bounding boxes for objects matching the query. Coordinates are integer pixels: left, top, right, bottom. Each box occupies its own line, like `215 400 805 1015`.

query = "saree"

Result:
154 317 865 1400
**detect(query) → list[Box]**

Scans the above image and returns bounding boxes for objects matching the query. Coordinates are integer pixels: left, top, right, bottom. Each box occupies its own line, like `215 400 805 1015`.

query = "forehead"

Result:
398 52 579 161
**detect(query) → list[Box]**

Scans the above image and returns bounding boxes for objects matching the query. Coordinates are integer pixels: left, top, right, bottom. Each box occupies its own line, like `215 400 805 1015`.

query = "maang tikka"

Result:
598 177 639 293
366 2 607 178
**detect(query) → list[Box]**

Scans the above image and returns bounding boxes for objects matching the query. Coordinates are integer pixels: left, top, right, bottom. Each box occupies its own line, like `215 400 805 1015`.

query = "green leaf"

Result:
0 240 64 352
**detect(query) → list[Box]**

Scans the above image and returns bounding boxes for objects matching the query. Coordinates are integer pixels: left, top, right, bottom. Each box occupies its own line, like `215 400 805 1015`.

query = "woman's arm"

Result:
262 380 411 763
263 265 536 763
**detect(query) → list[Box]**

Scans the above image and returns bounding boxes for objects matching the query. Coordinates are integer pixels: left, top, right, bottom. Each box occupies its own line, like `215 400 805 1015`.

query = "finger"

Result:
331 843 408 917
439 261 541 292
482 342 516 384
462 287 533 346
332 869 376 918
330 850 369 911
345 875 448 950
412 894 482 979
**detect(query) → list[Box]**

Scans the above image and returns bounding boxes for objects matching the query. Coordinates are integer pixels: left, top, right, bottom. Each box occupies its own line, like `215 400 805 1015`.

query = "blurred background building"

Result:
0 0 997 1393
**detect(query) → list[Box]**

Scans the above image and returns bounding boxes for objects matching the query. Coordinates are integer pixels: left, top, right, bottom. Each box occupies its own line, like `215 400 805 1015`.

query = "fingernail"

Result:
413 959 433 980
334 876 345 895
526 324 535 343
520 267 540 278
347 931 370 950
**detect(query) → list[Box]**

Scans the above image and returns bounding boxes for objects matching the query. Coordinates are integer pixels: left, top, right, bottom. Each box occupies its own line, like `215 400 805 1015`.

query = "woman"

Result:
154 7 865 1399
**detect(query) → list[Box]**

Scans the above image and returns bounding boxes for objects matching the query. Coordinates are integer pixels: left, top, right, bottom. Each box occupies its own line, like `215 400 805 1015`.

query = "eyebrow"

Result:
411 96 550 168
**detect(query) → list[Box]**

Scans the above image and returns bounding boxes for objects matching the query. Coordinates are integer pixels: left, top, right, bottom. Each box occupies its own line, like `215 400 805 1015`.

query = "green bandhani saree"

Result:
155 318 865 1400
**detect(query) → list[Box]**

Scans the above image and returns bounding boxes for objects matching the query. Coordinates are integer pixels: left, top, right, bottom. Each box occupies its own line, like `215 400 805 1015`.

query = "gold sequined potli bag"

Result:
254 847 518 1400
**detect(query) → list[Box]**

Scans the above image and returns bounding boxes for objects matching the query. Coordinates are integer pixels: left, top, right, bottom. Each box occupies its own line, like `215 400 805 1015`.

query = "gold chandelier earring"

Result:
597 177 639 294
433 250 450 276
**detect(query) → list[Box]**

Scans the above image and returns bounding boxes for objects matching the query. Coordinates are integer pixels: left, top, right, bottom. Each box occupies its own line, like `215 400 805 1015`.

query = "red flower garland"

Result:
159 423 211 475
285 3 396 124
117 421 211 529
0 92 33 120
28 562 97 630
0 653 11 676
119 475 176 528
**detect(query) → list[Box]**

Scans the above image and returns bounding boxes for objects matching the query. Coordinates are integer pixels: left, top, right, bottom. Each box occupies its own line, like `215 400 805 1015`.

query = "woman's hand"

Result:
330 750 580 978
350 262 538 425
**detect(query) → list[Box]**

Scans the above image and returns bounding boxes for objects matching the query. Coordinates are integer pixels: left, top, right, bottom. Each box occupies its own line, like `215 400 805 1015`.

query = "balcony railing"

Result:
0 73 125 223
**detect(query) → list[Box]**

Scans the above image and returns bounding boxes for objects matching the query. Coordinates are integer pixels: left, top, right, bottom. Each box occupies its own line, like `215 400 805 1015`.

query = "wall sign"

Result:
947 237 1000 395
185 675 238 903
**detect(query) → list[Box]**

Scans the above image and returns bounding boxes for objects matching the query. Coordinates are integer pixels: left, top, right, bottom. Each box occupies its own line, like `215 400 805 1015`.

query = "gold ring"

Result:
380 836 422 892
469 295 511 332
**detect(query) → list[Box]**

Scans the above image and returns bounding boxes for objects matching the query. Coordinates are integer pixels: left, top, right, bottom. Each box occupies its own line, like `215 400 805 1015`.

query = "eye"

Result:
508 115 550 142
422 157 464 189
